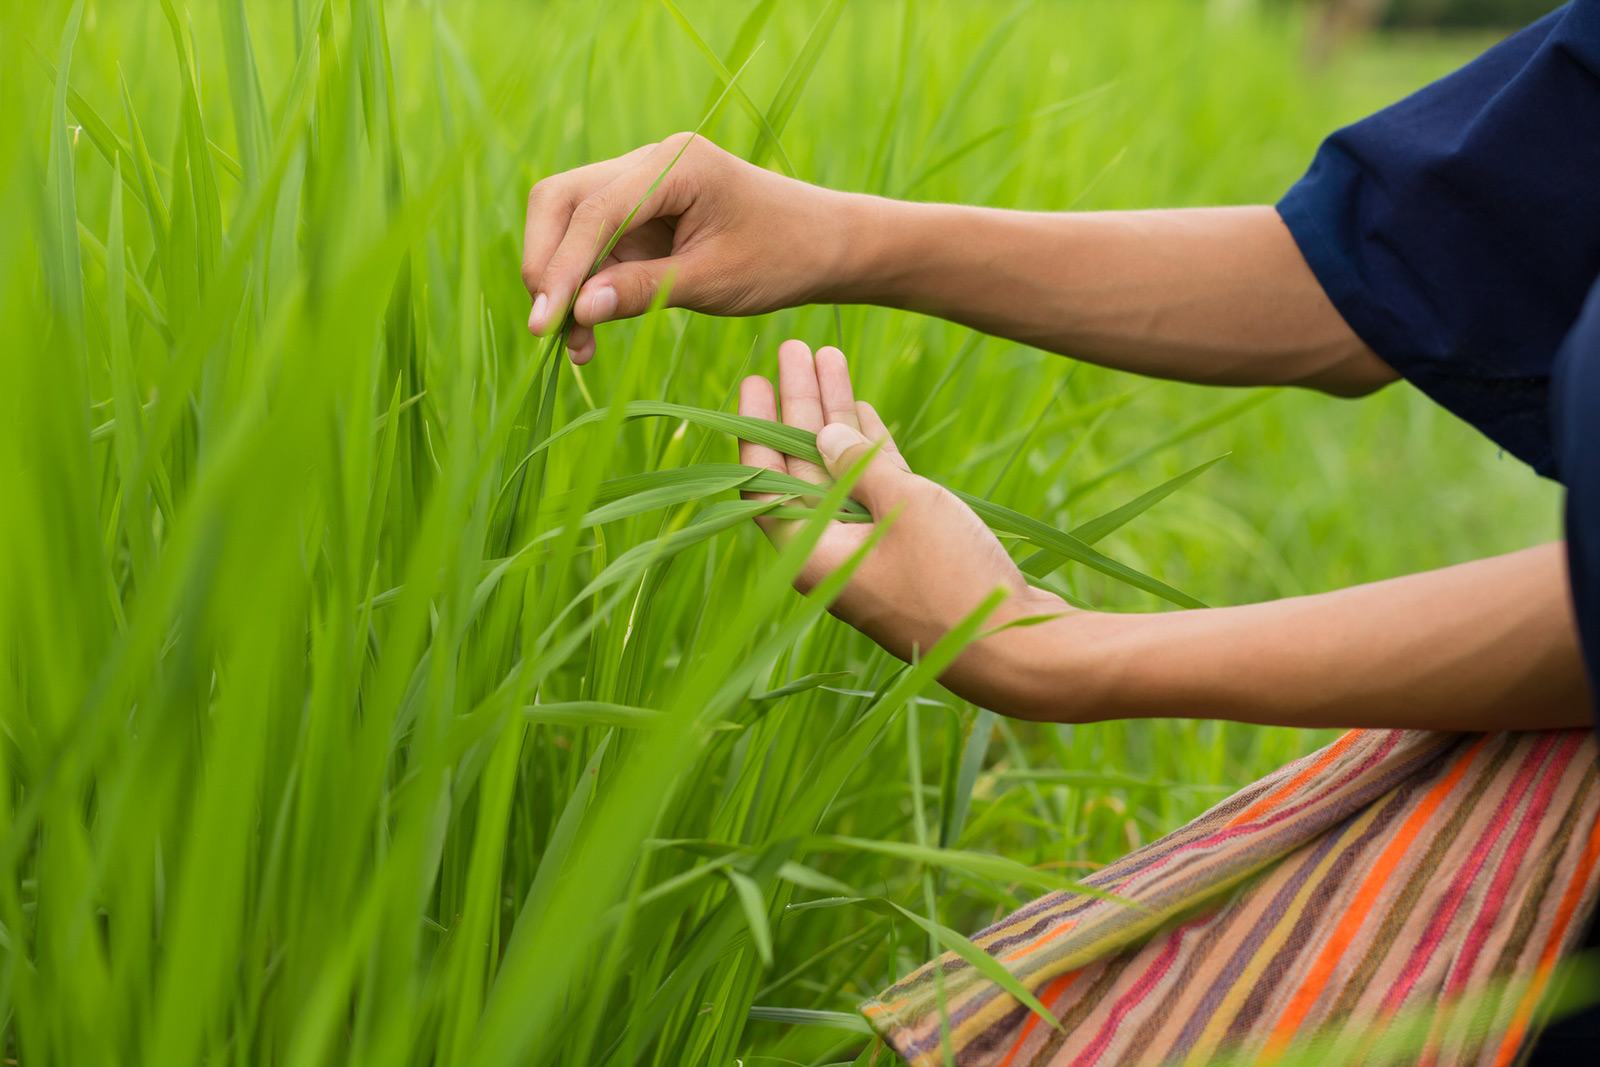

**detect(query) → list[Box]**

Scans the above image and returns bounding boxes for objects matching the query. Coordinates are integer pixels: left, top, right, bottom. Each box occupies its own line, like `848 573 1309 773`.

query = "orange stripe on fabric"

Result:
997 969 1082 1067
1489 809 1600 1067
1003 919 1079 963
1261 734 1488 1059
1225 730 1364 829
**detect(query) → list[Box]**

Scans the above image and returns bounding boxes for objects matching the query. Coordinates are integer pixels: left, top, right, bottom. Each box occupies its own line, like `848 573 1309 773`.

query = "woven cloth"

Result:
861 729 1600 1066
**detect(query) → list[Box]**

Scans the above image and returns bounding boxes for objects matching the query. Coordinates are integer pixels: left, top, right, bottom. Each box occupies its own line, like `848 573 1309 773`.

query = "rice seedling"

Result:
0 1 1559 1064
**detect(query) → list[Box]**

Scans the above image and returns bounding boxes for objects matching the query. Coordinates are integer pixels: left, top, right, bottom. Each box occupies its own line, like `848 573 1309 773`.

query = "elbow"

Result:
1303 347 1401 399
1317 374 1397 400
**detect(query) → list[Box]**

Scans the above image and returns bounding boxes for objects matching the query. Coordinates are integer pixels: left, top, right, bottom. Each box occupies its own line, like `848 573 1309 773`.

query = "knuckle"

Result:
903 478 943 509
520 261 541 291
571 195 609 230
627 270 656 310
527 176 559 207
694 263 740 311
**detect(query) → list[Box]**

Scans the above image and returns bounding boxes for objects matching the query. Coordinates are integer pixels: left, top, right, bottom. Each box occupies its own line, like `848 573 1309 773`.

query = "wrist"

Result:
979 598 1145 723
961 589 1121 723
815 193 925 307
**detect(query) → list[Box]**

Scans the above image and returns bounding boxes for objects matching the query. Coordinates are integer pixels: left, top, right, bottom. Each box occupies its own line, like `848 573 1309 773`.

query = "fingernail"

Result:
817 422 867 464
584 285 618 324
530 292 548 333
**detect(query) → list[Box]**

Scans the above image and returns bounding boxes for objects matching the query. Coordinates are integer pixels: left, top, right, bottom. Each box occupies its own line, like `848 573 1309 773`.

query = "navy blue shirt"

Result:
1276 1 1600 730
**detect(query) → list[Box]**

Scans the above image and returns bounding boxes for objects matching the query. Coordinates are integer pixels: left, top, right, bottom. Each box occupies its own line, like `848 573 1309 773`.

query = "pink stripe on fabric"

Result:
1443 734 1583 998
1066 916 1205 1067
1097 732 1407 900
1379 734 1559 1016
980 734 1413 954
1410 737 1585 1067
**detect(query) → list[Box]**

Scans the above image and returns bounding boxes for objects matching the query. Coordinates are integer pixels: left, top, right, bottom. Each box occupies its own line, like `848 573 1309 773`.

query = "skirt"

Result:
860 729 1600 1066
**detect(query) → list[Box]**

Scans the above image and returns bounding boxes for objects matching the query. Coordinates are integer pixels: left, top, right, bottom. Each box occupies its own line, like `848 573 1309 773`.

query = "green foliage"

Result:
0 2 1555 1065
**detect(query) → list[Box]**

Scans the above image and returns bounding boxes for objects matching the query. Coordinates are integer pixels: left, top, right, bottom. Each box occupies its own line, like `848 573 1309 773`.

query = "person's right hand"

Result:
738 340 1073 714
521 134 860 363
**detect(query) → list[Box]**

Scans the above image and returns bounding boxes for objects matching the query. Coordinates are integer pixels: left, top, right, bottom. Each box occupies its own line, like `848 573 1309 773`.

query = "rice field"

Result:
0 1 1560 1064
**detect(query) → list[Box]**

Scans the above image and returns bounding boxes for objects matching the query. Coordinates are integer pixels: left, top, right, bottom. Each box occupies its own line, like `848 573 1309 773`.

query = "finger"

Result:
524 183 579 333
564 252 619 360
534 138 696 340
522 150 642 333
813 346 861 431
738 375 789 540
567 325 595 365
737 376 788 481
817 422 914 516
776 339 827 484
855 401 910 472
573 257 688 328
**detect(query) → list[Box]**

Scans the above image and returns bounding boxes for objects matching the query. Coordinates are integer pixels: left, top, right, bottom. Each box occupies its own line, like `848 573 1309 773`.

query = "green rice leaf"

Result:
527 403 1202 606
660 0 797 176
524 702 662 729
808 835 1112 898
942 709 995 849
1068 391 1271 502
724 869 774 966
746 1006 872 1034
955 490 1205 608
775 861 854 897
1020 454 1228 578
787 895 1061 1031
752 671 854 701
903 84 1112 195
749 0 846 168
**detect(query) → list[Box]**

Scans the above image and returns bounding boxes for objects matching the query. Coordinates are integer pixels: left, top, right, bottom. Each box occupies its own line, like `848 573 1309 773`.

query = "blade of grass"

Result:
942 709 995 849
660 0 797 177
956 492 1205 608
725 869 774 967
746 1006 872 1035
1021 454 1228 578
748 0 846 168
1068 391 1272 502
46 0 87 358
808 835 1121 899
525 403 1204 606
788 895 1061 1030
524 702 662 729
903 84 1114 196
752 671 854 701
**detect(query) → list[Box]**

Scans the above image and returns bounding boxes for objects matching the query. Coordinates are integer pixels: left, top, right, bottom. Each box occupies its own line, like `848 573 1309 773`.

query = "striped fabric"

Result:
861 729 1600 1066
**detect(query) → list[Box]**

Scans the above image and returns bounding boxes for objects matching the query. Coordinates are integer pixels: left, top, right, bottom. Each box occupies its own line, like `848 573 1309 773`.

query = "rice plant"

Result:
0 1 1558 1064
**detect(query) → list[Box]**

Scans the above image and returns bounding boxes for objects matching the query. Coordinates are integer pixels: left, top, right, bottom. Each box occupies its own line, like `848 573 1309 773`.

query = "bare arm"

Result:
522 137 1394 394
839 202 1396 396
995 543 1588 731
739 343 1586 733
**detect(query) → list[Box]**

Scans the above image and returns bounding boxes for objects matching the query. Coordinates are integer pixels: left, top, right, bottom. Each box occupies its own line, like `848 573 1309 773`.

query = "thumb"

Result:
817 422 910 515
573 258 694 327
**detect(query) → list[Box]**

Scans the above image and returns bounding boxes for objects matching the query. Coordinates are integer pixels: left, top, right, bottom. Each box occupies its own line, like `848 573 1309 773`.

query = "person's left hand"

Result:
737 340 1071 709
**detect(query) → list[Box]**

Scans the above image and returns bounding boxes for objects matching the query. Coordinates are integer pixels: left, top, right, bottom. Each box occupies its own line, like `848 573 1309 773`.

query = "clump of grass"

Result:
0 2 1552 1065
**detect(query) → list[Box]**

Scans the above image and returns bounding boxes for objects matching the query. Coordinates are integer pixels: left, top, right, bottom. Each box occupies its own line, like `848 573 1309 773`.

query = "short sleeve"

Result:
1552 277 1600 733
1276 1 1600 476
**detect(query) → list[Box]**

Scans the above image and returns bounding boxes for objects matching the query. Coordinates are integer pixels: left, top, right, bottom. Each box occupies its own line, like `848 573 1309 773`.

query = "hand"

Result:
521 135 860 363
737 340 1072 711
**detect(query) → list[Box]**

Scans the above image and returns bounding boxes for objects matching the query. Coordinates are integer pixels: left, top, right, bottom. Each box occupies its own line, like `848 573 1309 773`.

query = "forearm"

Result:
834 200 1396 396
999 543 1590 731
